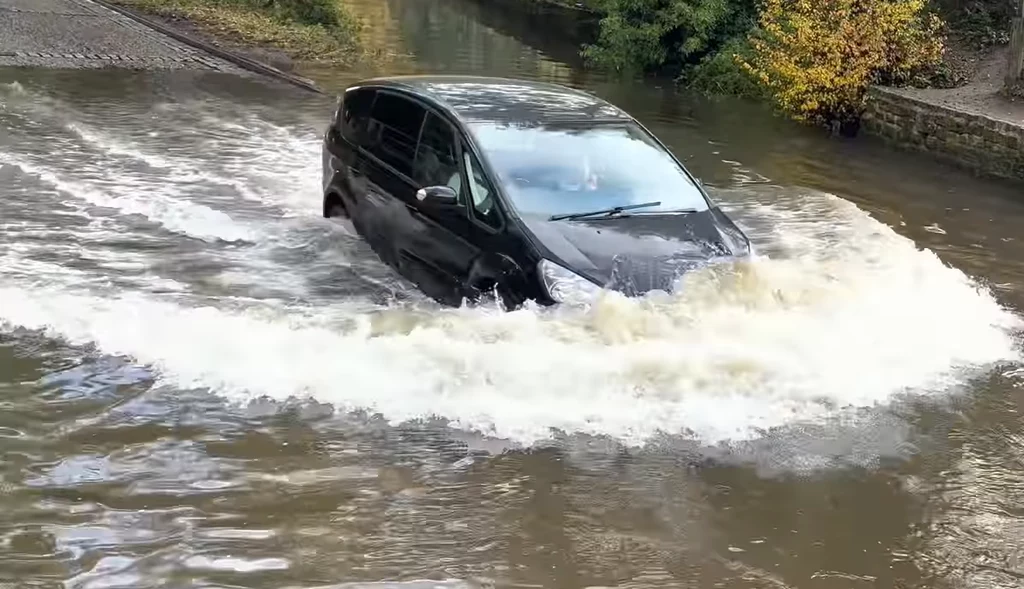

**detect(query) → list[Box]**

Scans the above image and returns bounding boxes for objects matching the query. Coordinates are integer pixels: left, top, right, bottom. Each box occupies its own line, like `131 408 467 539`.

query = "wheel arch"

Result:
467 252 529 307
322 189 347 218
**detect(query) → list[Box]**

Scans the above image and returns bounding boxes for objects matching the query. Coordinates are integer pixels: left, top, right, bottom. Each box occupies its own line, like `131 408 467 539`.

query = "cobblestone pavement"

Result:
0 0 245 72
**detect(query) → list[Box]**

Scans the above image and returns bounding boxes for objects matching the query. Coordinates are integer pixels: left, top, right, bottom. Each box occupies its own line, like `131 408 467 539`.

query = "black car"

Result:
321 75 752 309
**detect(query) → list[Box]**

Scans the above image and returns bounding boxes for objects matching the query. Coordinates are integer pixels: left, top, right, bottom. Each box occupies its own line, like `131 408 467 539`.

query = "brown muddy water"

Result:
1 0 1024 587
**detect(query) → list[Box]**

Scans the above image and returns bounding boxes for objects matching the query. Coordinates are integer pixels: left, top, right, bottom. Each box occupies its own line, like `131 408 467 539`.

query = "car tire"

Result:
323 192 348 219
485 281 522 312
468 264 522 312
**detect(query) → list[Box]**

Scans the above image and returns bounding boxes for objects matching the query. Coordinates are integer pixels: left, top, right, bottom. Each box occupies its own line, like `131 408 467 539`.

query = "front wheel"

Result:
471 280 521 312
496 284 523 312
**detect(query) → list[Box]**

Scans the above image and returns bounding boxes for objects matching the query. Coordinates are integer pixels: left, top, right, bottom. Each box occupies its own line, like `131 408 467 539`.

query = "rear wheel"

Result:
323 192 348 219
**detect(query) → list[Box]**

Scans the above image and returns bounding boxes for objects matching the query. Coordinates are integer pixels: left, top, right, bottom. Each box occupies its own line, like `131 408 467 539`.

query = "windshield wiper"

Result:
549 201 665 221
657 207 700 214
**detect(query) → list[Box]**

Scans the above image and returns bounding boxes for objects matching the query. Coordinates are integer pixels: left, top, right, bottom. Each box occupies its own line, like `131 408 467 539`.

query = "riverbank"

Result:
541 0 1023 182
106 0 361 73
93 0 1023 183
862 45 1024 182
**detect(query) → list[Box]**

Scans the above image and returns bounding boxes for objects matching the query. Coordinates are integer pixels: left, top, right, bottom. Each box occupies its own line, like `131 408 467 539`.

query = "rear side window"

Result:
365 92 426 178
339 88 375 145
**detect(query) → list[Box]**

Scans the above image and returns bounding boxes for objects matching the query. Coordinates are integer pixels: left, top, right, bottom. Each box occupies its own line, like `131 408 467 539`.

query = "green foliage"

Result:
934 0 1012 48
581 0 757 74
684 35 766 99
575 0 960 132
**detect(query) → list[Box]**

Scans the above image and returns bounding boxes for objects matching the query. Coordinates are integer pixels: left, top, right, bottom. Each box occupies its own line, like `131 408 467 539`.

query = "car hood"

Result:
519 208 750 296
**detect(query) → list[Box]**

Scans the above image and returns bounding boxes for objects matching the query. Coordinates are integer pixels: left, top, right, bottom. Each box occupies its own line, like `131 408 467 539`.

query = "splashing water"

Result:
0 78 1021 448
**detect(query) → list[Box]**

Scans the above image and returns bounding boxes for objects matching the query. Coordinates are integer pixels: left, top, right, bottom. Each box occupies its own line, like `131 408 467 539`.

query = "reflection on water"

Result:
302 0 588 90
1 0 1024 586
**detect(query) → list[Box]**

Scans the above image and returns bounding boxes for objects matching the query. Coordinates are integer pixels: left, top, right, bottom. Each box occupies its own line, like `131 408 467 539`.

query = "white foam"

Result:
61 104 325 218
65 123 176 170
0 188 1019 447
0 81 27 96
0 153 256 243
2 86 308 226
63 121 271 206
179 112 324 216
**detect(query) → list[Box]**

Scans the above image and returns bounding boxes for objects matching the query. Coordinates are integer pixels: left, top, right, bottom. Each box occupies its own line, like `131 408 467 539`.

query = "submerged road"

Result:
0 0 241 72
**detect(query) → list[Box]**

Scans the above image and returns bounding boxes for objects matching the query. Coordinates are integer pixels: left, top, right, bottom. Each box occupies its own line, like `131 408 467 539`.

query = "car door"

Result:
458 140 531 304
360 91 479 304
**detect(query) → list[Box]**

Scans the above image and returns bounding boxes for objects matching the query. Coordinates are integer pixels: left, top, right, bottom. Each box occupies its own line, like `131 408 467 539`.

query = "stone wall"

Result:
862 87 1024 182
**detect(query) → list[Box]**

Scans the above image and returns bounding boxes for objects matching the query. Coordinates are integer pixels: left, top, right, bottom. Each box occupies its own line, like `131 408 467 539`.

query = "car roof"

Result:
349 75 633 127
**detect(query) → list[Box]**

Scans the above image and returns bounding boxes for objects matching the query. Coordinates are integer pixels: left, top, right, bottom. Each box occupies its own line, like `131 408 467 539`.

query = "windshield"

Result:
467 121 709 219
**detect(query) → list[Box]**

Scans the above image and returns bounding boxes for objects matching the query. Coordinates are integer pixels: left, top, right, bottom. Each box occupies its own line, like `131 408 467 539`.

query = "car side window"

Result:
339 88 376 145
463 148 501 229
365 92 426 178
413 113 463 204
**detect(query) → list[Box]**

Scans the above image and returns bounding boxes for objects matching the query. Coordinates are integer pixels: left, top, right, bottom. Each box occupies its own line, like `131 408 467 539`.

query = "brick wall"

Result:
862 87 1024 182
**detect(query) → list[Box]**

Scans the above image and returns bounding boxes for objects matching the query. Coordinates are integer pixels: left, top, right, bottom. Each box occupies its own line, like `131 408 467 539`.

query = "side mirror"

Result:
415 185 459 205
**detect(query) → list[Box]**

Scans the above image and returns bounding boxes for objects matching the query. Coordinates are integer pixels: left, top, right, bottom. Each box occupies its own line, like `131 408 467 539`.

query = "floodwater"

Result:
1 0 1024 586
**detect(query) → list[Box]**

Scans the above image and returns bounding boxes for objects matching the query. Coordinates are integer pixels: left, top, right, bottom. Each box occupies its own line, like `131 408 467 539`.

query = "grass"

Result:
110 0 361 62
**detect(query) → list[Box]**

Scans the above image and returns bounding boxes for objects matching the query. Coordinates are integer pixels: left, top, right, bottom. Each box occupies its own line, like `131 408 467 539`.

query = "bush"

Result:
113 0 359 61
685 35 767 99
739 0 945 129
581 0 758 74
934 0 1012 48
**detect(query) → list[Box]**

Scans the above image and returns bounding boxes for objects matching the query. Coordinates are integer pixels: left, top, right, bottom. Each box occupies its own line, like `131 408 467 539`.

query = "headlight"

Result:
537 259 603 305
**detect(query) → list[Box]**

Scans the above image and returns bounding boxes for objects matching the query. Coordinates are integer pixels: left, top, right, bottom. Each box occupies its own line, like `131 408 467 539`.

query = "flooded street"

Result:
2 0 1024 587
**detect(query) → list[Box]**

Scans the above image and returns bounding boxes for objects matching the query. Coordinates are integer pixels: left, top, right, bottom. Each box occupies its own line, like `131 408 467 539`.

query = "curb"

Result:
88 0 326 94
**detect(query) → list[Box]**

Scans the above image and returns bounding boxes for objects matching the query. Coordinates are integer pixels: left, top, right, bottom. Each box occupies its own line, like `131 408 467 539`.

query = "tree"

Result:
1007 0 1024 94
739 0 944 132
